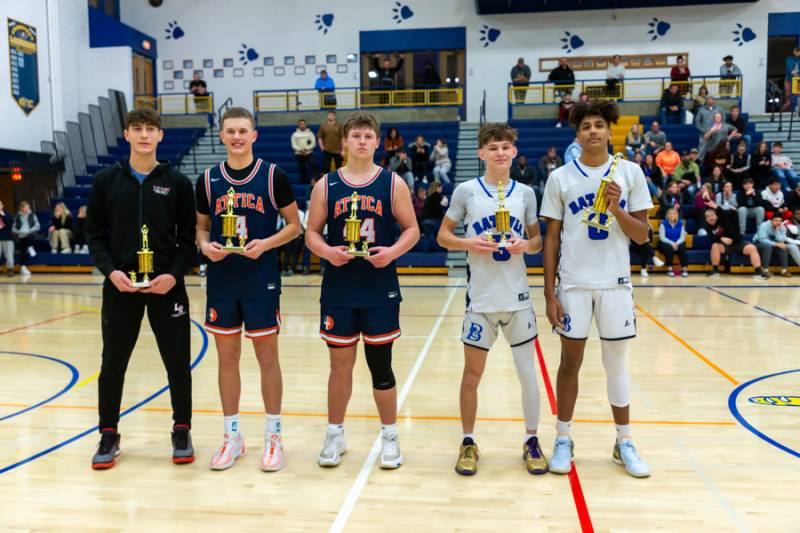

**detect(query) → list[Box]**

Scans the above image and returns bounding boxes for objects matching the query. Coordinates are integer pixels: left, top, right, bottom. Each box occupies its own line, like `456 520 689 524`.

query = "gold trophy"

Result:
128 225 154 288
344 191 369 257
581 153 622 231
485 179 512 247
221 187 246 252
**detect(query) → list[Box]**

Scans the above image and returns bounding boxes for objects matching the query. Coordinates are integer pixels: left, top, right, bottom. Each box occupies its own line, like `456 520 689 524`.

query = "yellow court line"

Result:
73 371 100 390
76 305 100 313
636 303 739 385
0 402 735 426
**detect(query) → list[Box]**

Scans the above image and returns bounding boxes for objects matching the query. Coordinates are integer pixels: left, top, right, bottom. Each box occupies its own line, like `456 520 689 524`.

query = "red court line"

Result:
534 338 594 533
0 311 86 336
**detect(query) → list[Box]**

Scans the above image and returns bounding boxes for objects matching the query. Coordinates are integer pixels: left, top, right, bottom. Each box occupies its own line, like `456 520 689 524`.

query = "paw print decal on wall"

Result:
315 13 334 34
647 18 670 41
479 25 501 47
165 20 184 40
561 31 584 54
392 2 414 24
732 23 756 47
239 44 259 65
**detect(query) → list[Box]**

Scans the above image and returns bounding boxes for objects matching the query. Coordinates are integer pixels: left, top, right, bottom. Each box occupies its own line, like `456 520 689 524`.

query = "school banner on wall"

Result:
8 18 39 115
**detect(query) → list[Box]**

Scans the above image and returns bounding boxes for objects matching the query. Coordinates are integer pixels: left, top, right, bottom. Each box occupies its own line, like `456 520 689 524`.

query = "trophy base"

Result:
346 250 370 257
222 246 246 253
131 281 151 289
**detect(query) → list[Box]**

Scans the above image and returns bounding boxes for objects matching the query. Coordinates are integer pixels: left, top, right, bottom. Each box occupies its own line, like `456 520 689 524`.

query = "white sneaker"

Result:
73 245 80 253
549 435 574 474
379 430 403 469
209 433 246 470
20 266 31 276
612 439 651 478
667 270 675 277
555 122 563 128
50 248 58 253
681 269 689 278
640 269 649 278
260 433 285 472
653 256 665 267
60 249 69 254
81 245 89 254
318 429 346 467
27 246 36 257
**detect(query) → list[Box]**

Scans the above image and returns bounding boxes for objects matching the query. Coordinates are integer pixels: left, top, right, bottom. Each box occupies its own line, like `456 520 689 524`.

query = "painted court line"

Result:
0 352 80 422
329 286 459 533
0 311 86 336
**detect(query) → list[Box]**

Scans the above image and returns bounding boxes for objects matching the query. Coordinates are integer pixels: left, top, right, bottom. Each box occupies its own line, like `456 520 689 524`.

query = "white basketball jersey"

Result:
539 155 653 289
445 177 538 313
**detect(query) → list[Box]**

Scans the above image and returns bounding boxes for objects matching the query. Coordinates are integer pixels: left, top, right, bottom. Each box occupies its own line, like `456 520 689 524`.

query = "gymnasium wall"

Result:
121 0 800 122
0 0 132 152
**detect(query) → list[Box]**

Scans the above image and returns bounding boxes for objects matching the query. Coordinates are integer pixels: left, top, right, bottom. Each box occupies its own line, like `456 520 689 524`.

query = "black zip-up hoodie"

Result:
85 159 196 279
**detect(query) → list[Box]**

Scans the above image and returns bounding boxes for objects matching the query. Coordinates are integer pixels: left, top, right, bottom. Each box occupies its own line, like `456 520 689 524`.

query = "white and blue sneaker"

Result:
548 435 574 474
612 439 650 478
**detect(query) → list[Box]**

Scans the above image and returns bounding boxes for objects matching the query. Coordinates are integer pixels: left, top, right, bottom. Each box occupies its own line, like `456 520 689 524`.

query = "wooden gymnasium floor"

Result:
0 273 798 532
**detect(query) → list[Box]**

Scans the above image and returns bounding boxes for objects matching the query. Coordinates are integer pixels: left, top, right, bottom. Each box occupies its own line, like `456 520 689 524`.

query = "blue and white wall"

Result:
121 0 799 122
0 0 132 152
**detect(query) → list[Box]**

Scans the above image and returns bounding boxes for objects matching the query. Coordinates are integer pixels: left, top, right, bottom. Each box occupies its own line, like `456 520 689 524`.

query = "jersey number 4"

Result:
236 216 248 239
342 217 376 243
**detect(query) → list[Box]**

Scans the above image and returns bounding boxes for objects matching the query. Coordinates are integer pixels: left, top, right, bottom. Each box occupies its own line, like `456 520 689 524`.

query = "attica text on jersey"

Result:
214 192 266 215
332 194 384 218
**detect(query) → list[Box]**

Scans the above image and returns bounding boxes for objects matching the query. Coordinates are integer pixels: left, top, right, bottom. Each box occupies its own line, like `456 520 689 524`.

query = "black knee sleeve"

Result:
364 342 395 390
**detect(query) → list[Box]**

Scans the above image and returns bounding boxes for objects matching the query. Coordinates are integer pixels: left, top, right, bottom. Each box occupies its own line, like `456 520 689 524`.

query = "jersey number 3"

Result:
587 213 610 240
490 234 511 261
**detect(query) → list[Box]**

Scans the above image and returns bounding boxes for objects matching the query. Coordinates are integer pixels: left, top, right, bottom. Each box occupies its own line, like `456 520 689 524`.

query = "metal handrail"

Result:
210 97 233 154
253 86 463 113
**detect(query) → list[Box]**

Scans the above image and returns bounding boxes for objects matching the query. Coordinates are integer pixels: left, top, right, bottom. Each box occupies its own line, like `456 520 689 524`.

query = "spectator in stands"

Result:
510 154 536 192
670 55 691 95
317 110 343 172
658 180 683 219
699 111 736 160
373 53 405 88
783 47 800 111
702 207 768 279
728 140 750 190
422 62 441 88
409 135 431 182
659 83 684 125
656 141 680 183
751 141 772 189
412 185 426 220
706 145 732 179
787 182 800 212
726 105 750 153
0 200 13 276
761 177 788 219
675 150 702 198
641 153 663 198
315 69 337 108
754 215 792 277
716 181 738 214
383 127 404 166
510 57 531 103
630 226 664 278
695 96 723 135
390 150 414 192
606 54 625 98
578 91 589 103
556 92 574 128
419 181 448 238
707 166 726 196
644 121 666 155
737 178 765 234
694 183 716 223
771 141 799 191
564 136 582 164
719 55 741 97
658 207 689 277
430 138 451 184
72 205 88 254
784 207 800 267
691 85 709 116
189 72 208 112
292 119 317 184
48 202 73 253
625 123 645 159
12 201 39 276
536 148 561 187
548 57 575 99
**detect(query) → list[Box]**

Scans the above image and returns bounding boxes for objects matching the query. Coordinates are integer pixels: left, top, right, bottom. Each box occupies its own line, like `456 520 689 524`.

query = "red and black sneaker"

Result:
171 425 195 464
91 429 121 470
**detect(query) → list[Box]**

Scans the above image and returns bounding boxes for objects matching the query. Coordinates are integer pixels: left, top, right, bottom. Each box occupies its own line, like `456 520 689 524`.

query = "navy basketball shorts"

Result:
205 295 281 339
319 304 401 347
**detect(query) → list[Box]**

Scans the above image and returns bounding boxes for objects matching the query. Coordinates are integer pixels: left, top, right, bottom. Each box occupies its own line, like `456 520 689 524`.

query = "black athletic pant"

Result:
322 151 343 173
98 279 192 430
656 241 689 267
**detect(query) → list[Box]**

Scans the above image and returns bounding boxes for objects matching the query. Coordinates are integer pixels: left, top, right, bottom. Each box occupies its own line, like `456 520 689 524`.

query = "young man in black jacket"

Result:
85 109 197 469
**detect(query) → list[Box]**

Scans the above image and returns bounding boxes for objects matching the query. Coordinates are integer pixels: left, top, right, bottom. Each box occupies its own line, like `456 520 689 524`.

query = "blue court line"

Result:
707 287 800 327
0 352 80 422
0 320 208 475
728 369 800 460
706 287 749 305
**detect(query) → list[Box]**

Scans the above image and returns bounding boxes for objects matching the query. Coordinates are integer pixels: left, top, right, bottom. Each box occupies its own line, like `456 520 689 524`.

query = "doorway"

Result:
132 53 154 97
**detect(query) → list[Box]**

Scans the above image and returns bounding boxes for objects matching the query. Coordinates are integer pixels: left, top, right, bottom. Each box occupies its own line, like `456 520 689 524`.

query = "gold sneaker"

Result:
523 436 548 475
455 438 479 476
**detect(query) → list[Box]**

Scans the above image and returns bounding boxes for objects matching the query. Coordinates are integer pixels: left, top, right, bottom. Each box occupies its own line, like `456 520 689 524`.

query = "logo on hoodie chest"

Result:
153 185 171 196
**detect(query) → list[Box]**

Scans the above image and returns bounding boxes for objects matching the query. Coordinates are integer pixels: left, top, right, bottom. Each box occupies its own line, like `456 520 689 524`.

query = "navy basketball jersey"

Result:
203 159 281 299
321 167 401 307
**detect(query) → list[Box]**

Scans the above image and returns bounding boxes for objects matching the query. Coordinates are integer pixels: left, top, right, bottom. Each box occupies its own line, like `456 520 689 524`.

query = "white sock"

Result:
224 414 240 436
265 413 281 435
556 419 572 437
615 424 632 442
327 423 343 434
463 433 476 442
381 423 397 435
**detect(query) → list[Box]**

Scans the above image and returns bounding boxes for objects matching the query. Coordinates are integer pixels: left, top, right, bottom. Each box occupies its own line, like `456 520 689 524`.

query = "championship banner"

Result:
8 18 39 115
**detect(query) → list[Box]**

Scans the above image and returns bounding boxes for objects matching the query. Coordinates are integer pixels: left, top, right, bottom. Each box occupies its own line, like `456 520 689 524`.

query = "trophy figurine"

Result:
344 191 369 257
581 153 622 231
485 179 512 247
128 225 154 288
221 187 246 252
